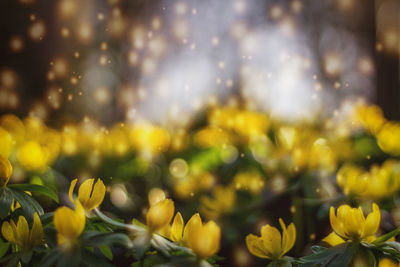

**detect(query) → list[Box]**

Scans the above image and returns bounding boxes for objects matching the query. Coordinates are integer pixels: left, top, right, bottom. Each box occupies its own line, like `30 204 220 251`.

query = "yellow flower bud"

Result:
146 198 174 233
54 201 86 249
186 214 221 259
0 155 12 187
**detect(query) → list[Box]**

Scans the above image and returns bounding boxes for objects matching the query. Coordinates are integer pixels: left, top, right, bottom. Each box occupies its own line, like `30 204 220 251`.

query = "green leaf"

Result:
98 245 113 260
8 184 59 203
373 227 400 244
0 187 13 218
0 239 10 259
10 189 44 218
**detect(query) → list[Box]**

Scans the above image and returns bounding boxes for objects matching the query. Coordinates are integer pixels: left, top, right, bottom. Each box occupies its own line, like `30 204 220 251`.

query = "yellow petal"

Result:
246 234 271 259
16 216 29 248
0 155 12 187
285 222 296 255
322 232 345 246
170 212 184 242
363 203 381 238
378 258 398 267
54 202 86 245
68 179 78 204
85 179 106 211
78 179 94 208
261 224 282 258
187 220 220 259
159 224 171 239
1 221 16 244
183 213 202 242
30 213 44 246
330 206 347 239
146 199 174 232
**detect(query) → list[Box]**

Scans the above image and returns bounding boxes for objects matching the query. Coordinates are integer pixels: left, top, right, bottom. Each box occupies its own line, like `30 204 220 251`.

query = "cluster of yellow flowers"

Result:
0 114 173 173
355 104 400 156
337 160 400 199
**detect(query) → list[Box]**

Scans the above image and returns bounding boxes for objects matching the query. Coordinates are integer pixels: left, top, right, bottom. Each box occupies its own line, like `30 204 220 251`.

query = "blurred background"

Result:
0 0 399 266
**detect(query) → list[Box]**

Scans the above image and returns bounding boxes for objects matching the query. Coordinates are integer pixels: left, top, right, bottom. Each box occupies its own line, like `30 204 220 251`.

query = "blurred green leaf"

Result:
8 184 58 203
0 187 13 219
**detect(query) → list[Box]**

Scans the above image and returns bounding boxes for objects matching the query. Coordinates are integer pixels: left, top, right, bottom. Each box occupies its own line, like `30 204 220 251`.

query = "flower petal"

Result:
85 179 106 211
183 213 202 242
322 231 345 246
30 213 44 246
1 221 16 244
68 179 78 204
363 203 381 238
170 212 184 242
146 199 175 232
16 216 29 248
330 206 347 239
78 179 94 208
261 224 282 258
246 234 270 259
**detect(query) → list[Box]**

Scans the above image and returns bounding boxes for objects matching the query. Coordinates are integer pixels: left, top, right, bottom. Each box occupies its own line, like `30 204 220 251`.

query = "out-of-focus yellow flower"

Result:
323 203 380 245
337 161 400 200
278 126 299 150
54 201 86 249
309 138 337 172
354 104 386 134
378 258 399 267
194 127 232 148
200 185 236 219
0 155 12 187
233 172 265 194
61 124 79 156
69 178 106 212
109 124 130 156
377 122 400 156
173 172 215 199
1 213 44 250
186 214 220 259
0 127 14 157
18 141 48 171
146 197 175 233
336 164 369 197
0 114 25 144
208 107 269 140
130 124 170 157
246 218 296 260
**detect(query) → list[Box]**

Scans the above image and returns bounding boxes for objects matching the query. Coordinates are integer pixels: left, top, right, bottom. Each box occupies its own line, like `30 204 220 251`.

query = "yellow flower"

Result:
336 164 369 197
69 178 106 212
323 203 380 245
378 258 399 267
1 213 44 250
186 214 220 259
159 212 201 244
17 141 48 171
0 155 12 187
54 201 86 249
200 185 236 219
146 198 175 233
246 218 296 260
